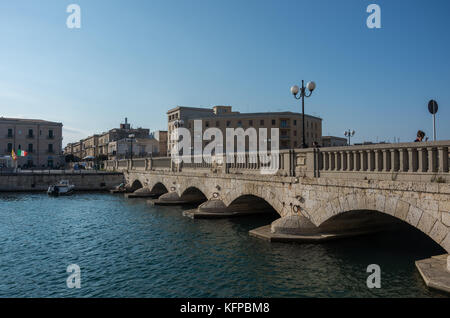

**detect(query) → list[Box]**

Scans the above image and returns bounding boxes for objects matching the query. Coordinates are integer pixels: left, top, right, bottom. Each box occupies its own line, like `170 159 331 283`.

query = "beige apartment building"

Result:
321 136 348 147
151 130 168 157
167 106 322 154
108 137 160 160
82 134 100 158
0 117 63 168
64 118 151 160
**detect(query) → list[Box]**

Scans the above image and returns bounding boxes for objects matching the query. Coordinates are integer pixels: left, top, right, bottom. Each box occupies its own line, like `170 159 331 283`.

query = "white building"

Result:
108 137 159 159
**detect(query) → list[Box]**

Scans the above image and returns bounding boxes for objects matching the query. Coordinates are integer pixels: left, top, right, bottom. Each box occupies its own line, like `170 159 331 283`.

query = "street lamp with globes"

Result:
344 129 355 145
291 80 316 148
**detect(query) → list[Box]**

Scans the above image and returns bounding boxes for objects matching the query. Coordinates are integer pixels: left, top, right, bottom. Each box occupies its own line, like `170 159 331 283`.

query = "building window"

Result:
48 144 54 153
47 159 54 168
205 121 209 128
216 121 220 127
260 120 264 125
294 120 297 126
226 121 231 127
237 121 242 127
272 119 276 125
281 120 288 128
249 120 253 126
28 129 33 137
48 130 54 139
28 144 33 153
294 131 297 136
7 143 12 152
7 129 13 137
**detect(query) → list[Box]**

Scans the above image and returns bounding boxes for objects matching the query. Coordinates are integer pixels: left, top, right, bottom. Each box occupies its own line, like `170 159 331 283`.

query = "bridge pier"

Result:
183 197 273 219
126 187 163 198
250 211 401 242
415 254 450 294
148 191 206 206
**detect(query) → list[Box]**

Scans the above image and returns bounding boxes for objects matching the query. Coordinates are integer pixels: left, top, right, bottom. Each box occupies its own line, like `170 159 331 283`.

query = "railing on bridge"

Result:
310 141 449 181
103 141 450 182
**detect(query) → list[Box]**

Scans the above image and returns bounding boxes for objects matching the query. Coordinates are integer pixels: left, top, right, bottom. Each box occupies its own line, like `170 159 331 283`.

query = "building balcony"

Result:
280 135 291 140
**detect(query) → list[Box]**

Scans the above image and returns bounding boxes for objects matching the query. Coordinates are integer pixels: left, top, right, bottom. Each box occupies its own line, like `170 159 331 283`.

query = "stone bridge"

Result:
105 140 450 255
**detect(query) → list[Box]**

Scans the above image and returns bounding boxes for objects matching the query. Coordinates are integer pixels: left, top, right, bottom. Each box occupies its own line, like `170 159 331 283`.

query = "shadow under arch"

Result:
320 210 446 258
180 187 208 204
130 179 143 192
317 209 448 253
150 182 169 196
226 194 279 217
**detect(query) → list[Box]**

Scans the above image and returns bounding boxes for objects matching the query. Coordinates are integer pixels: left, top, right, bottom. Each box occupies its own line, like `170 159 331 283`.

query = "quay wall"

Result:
0 172 124 192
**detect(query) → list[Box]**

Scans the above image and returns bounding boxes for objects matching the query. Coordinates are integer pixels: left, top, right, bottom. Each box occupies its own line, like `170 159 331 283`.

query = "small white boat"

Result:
47 180 75 196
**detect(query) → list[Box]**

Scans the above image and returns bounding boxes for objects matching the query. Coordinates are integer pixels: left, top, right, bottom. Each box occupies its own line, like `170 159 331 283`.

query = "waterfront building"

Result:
151 130 168 157
321 136 348 147
108 137 160 160
0 117 63 168
81 134 100 159
167 106 322 155
64 118 151 160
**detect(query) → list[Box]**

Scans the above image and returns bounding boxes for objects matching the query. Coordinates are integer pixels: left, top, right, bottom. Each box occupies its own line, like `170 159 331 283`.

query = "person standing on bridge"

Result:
415 130 428 142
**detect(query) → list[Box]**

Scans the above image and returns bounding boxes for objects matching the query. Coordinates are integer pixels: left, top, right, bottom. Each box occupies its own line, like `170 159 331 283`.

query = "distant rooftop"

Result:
0 116 62 125
166 106 322 120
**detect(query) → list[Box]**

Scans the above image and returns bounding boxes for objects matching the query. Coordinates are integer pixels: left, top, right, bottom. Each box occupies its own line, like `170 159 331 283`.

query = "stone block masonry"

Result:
0 172 124 192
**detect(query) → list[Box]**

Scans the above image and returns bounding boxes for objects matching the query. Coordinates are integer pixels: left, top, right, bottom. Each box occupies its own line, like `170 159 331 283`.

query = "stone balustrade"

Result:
307 141 449 182
104 141 450 183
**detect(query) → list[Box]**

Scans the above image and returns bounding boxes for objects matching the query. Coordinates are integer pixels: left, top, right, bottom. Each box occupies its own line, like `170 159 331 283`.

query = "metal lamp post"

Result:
128 134 135 160
344 129 355 145
291 80 316 148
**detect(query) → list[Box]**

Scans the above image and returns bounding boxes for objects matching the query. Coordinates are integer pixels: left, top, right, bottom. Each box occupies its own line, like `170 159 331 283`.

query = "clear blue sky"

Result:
0 0 449 145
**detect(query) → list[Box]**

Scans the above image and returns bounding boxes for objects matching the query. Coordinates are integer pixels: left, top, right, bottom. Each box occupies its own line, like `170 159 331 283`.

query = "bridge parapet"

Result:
312 140 449 182
105 141 450 183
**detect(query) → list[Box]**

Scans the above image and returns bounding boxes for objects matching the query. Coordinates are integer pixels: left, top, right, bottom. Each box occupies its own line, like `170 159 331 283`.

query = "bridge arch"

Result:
150 182 169 195
226 194 279 216
130 179 144 192
179 186 208 203
177 183 211 199
223 186 286 216
311 193 450 252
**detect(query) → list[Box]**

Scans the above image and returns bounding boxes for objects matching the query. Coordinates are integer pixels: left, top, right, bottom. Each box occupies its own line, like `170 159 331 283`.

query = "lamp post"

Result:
128 134 135 160
291 80 316 148
344 129 355 145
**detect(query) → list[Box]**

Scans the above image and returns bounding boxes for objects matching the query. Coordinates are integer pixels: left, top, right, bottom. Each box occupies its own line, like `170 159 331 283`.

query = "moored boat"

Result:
47 180 75 196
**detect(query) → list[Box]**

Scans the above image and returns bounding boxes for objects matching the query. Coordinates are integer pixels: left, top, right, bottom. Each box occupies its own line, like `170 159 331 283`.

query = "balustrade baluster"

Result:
438 146 449 173
346 151 353 171
427 147 437 173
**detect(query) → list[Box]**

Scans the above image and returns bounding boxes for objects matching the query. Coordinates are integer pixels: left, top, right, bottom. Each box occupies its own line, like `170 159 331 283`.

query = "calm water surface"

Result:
0 193 447 298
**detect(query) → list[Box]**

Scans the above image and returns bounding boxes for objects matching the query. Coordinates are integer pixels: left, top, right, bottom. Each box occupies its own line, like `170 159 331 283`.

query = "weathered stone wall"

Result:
0 173 124 191
125 170 450 252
